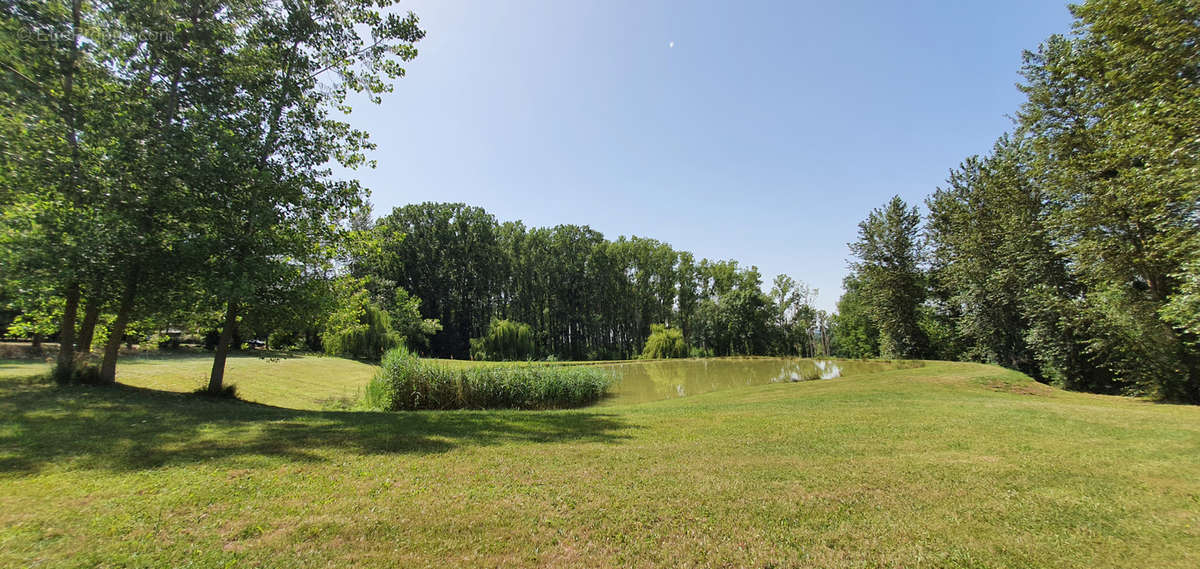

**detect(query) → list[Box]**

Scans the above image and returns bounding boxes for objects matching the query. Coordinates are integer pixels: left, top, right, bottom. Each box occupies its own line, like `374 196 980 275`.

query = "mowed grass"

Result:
1 357 1198 568
6 352 379 410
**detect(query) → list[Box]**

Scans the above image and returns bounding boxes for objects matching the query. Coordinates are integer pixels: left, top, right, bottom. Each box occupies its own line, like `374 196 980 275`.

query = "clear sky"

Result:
335 0 1076 311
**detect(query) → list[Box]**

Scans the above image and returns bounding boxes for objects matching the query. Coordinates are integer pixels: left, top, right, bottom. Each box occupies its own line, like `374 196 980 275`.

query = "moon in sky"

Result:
669 41 674 48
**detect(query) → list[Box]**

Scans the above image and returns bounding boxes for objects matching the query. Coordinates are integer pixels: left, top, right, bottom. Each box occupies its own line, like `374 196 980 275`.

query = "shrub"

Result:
268 330 301 351
51 363 104 385
469 318 535 361
193 384 238 399
72 364 103 385
641 324 688 359
155 334 181 351
688 346 714 358
365 347 613 410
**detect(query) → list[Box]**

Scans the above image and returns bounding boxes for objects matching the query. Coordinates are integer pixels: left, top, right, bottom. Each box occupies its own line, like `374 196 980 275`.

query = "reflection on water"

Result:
598 358 923 406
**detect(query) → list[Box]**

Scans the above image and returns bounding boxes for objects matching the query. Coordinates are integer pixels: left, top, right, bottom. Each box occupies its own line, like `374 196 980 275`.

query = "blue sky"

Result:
335 0 1075 311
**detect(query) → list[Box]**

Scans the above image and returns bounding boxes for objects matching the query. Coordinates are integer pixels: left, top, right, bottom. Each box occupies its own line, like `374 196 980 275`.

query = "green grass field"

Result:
1 355 1198 568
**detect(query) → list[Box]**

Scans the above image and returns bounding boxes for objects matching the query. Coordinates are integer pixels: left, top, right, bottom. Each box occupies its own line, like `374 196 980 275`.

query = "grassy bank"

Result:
1 358 1198 567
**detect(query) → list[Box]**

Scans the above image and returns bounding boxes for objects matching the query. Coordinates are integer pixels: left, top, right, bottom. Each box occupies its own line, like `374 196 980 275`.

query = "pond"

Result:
597 357 923 406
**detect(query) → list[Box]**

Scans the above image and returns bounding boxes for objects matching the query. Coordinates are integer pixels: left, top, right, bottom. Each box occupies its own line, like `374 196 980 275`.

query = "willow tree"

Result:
470 318 535 361
640 324 687 359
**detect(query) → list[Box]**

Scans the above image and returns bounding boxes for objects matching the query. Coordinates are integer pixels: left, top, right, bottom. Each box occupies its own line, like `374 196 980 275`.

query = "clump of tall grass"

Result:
364 347 614 410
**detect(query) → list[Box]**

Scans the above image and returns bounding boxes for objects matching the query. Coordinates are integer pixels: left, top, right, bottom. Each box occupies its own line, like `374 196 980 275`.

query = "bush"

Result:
688 346 714 358
469 318 535 361
268 330 301 351
641 324 688 359
193 384 238 399
155 334 181 351
72 364 103 385
365 347 613 410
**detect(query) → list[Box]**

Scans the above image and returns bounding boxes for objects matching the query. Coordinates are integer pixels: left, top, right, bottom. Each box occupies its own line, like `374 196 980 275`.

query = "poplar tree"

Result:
200 0 425 394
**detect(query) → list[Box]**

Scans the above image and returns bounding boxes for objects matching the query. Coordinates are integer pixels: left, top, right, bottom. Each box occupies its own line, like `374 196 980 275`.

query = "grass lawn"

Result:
5 352 380 410
1 356 1198 568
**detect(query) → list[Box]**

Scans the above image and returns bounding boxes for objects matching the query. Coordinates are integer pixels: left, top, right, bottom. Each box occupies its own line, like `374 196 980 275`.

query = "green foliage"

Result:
355 203 807 360
324 299 403 361
688 346 714 358
827 0 1200 400
366 347 613 410
388 288 443 351
829 274 879 359
690 274 776 357
924 137 1053 373
1162 259 1200 339
192 384 239 400
640 324 688 359
1011 7 1200 398
321 277 441 361
362 203 505 358
470 319 535 361
1 0 427 387
268 330 302 351
848 196 928 359
768 274 820 356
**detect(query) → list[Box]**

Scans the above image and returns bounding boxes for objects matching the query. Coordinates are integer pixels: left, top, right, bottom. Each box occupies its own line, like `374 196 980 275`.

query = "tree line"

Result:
1 0 425 393
832 0 1199 402
346 202 830 361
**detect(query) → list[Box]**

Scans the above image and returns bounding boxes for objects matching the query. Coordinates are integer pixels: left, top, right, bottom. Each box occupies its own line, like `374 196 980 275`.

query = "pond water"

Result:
597 358 923 406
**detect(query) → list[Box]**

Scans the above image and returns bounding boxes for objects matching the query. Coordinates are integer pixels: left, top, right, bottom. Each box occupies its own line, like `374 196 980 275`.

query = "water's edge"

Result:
598 358 923 405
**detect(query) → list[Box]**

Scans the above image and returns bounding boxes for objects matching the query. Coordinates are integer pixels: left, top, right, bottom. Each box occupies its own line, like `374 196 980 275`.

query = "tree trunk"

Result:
99 274 138 384
52 0 82 379
55 282 80 380
206 300 240 394
32 333 43 349
77 299 100 355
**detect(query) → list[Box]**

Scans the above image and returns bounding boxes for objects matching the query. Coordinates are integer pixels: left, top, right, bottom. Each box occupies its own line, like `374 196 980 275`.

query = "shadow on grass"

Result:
113 349 305 363
0 378 636 475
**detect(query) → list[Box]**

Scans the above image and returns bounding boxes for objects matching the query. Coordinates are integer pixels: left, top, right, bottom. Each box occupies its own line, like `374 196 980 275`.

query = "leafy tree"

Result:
675 252 700 341
829 274 879 359
199 0 425 394
0 0 122 380
1016 0 1199 400
385 287 443 352
470 319 535 361
324 282 403 362
926 138 1043 370
641 324 687 359
354 203 806 361
848 196 928 359
367 203 503 358
1163 259 1200 339
768 274 817 356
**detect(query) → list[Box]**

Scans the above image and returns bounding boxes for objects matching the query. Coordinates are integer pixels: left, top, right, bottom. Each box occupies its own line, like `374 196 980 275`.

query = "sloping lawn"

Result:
1 358 1198 568
1 353 378 410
